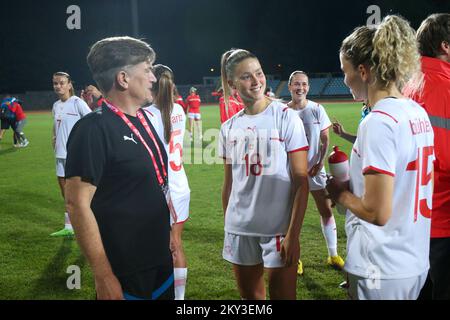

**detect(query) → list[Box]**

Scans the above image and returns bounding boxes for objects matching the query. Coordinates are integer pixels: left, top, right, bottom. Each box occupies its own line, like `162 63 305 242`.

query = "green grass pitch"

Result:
0 101 361 299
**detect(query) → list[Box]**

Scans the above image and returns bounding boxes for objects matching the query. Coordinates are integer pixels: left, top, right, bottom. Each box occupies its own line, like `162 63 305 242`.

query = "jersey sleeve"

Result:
281 108 309 153
218 123 229 160
319 104 332 131
65 116 107 186
360 115 397 176
76 98 92 117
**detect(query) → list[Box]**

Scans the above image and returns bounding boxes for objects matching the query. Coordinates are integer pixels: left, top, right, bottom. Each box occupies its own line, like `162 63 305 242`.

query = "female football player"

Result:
219 48 309 299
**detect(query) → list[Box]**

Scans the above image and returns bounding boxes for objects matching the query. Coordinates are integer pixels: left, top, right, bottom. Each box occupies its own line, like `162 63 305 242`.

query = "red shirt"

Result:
175 95 186 113
219 94 245 123
186 93 201 113
404 56 450 238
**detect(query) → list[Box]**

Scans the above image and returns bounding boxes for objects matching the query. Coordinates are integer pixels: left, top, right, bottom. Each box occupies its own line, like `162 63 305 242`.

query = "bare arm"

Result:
332 120 356 144
52 123 56 149
281 150 309 266
327 172 393 226
65 177 124 300
309 128 330 177
222 162 233 217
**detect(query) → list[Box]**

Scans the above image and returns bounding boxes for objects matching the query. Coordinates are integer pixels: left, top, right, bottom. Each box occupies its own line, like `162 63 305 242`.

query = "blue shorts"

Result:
118 264 174 300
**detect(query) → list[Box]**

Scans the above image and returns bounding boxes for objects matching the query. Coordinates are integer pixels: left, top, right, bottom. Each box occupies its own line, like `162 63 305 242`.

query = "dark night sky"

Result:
1 0 449 92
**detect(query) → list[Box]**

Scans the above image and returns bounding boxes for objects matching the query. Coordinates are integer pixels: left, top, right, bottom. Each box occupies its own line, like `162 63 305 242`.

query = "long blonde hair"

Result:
151 64 174 144
220 49 257 111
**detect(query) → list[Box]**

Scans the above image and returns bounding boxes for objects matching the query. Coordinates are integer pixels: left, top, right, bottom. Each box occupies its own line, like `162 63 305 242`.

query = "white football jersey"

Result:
144 104 190 199
292 100 331 170
219 100 309 236
346 98 434 279
52 96 91 159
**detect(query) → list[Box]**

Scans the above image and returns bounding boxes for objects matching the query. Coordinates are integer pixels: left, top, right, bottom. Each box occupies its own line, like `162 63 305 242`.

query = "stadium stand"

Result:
277 74 351 99
322 77 351 96
9 74 351 111
307 77 329 96
266 79 280 92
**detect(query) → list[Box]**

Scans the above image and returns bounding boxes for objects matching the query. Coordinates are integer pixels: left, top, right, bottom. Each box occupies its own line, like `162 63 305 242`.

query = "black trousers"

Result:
418 237 450 300
118 263 174 300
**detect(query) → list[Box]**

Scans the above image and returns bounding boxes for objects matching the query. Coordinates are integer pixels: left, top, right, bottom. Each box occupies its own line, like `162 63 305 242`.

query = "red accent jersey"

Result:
404 56 450 238
186 93 201 113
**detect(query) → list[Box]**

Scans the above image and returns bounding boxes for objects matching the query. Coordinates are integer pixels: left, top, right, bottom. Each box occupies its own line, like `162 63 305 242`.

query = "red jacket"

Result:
14 103 26 121
404 56 450 238
6 100 26 121
186 93 201 113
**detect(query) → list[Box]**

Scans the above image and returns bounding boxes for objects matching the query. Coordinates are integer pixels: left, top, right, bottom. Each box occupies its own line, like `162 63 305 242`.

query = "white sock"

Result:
321 215 337 257
174 268 187 300
64 212 73 230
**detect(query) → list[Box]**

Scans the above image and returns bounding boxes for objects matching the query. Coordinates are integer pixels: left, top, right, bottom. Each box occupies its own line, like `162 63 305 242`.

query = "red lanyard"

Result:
105 100 167 187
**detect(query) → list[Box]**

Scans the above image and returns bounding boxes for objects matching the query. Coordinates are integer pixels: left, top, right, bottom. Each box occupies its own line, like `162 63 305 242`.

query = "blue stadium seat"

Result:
322 77 351 95
266 79 280 93
308 78 329 96
279 83 290 97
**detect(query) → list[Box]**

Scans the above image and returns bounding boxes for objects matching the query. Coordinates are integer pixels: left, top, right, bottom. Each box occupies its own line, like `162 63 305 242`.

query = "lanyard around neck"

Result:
104 100 167 187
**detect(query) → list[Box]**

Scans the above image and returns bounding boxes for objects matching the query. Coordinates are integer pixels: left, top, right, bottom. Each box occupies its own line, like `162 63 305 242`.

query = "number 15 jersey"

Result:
346 98 435 279
219 101 308 237
144 103 190 199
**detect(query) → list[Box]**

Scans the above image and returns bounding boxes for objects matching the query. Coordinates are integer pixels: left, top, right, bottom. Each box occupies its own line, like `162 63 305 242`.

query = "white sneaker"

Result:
21 140 29 147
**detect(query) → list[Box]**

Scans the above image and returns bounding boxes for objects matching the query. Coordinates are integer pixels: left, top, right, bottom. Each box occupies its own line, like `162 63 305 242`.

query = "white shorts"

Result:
223 232 285 268
308 169 327 191
188 112 201 120
56 158 66 178
170 194 190 226
347 271 428 300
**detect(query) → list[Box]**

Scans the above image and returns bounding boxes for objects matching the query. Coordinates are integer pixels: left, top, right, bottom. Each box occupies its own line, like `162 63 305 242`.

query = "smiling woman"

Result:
219 48 310 300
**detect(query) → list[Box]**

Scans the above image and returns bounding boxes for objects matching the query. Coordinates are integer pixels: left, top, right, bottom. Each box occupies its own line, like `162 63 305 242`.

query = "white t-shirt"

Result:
219 100 309 236
292 100 331 170
346 98 434 279
52 96 91 159
144 103 190 199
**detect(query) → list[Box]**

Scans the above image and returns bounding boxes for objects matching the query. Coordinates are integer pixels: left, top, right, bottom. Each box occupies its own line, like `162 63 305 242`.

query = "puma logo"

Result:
123 133 137 144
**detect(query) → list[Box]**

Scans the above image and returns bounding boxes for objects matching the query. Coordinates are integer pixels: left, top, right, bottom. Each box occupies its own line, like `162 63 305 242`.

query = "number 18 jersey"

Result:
346 98 434 279
219 101 308 236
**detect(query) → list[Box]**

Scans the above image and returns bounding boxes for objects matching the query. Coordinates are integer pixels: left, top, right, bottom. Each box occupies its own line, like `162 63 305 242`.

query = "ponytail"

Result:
152 64 174 144
372 15 421 90
220 48 257 112
220 50 234 117
341 15 421 91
